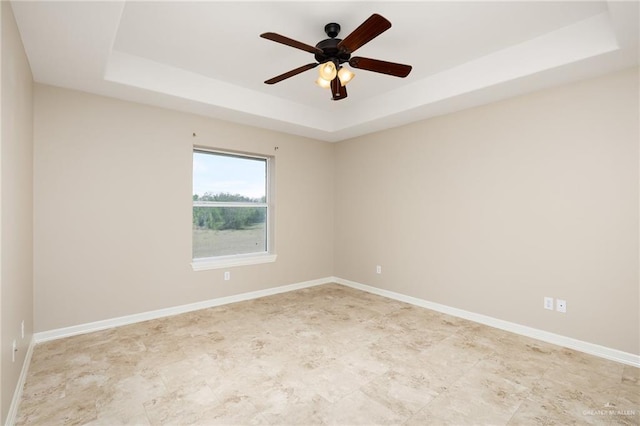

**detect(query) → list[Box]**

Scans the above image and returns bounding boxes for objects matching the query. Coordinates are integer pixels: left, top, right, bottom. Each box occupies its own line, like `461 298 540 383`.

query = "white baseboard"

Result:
32 275 639 369
34 277 332 343
5 336 35 426
332 277 640 368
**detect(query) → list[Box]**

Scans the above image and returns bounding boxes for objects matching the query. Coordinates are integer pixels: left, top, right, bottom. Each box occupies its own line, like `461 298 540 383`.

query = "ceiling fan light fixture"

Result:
337 67 355 86
319 61 337 81
315 76 331 89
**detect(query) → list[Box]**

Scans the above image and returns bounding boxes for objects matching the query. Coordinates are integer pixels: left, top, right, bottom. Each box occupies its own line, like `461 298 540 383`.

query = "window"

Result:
191 149 275 270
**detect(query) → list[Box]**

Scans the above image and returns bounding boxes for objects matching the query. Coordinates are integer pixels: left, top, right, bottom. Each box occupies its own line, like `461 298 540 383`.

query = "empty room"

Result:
1 1 639 425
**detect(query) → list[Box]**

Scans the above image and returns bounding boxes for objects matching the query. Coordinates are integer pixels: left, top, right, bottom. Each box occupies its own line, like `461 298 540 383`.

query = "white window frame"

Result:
191 148 276 271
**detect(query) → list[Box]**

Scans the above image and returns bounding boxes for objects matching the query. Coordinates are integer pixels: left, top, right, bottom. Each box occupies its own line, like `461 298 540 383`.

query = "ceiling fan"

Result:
260 13 412 101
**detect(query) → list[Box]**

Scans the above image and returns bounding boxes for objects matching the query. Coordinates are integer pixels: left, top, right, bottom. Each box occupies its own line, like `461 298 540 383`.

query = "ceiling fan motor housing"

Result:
315 37 350 65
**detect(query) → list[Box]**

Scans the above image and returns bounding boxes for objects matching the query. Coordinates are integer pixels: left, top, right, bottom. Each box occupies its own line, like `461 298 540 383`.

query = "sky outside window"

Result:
193 151 266 200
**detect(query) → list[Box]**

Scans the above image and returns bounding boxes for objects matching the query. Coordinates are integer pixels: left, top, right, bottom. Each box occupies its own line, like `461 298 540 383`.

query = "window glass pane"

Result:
193 151 266 202
193 207 267 257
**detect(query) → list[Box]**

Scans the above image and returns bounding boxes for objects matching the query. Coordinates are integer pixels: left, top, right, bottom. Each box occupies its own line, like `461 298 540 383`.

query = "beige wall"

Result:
33 85 334 332
32 65 638 357
335 68 639 355
1 1 34 423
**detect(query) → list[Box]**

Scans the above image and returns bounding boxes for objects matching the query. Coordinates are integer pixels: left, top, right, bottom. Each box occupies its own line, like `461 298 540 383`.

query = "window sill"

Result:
191 253 277 271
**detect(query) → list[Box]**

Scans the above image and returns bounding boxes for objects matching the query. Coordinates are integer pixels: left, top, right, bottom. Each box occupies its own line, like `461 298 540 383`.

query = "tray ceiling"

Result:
10 1 639 142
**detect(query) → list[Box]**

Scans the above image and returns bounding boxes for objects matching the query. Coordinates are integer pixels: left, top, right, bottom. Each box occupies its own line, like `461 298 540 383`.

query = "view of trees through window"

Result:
193 194 265 230
192 150 268 259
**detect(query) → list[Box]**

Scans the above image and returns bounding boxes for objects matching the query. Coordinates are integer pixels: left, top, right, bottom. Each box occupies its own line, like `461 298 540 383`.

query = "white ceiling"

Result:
10 1 639 142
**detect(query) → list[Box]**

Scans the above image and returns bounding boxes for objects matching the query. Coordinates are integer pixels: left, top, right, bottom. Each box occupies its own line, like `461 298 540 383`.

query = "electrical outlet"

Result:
21 320 24 339
224 271 230 281
544 297 554 310
556 299 567 313
376 265 382 274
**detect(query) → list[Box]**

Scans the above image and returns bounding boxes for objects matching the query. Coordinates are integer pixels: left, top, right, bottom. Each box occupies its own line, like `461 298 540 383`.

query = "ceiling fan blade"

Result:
330 77 348 101
260 32 323 55
337 14 391 54
265 63 319 85
349 57 412 77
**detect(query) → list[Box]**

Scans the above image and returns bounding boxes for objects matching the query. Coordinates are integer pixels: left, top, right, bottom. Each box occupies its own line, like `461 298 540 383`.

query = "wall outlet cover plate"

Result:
556 299 567 313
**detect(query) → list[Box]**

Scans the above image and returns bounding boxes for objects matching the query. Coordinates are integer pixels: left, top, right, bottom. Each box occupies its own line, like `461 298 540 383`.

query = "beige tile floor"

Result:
16 284 639 425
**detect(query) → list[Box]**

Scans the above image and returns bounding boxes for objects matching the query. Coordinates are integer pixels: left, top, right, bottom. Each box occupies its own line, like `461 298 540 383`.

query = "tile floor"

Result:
15 284 640 425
